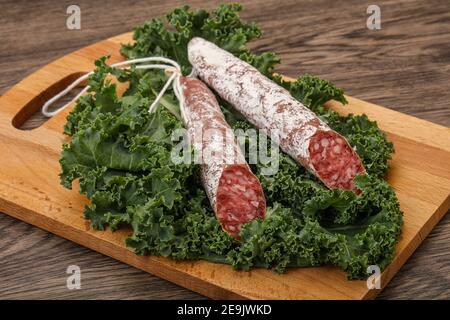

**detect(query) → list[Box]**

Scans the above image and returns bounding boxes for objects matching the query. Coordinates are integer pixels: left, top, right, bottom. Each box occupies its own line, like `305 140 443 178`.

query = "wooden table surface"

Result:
1 0 449 299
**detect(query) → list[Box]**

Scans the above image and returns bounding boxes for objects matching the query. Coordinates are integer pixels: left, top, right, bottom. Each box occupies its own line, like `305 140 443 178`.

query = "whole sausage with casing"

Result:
187 37 365 192
180 76 266 238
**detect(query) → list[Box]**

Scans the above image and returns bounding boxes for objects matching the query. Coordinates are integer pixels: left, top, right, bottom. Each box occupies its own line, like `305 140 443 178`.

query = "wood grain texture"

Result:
0 35 449 299
0 0 449 300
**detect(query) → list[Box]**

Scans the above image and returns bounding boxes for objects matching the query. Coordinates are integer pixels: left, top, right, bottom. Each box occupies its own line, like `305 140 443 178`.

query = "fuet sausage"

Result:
180 76 266 238
187 38 365 192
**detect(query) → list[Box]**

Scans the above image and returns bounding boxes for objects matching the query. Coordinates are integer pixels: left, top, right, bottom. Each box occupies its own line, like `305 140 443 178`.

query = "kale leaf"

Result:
60 3 402 279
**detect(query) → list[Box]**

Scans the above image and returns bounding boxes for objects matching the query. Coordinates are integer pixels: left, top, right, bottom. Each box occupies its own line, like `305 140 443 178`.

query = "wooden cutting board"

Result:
0 32 449 300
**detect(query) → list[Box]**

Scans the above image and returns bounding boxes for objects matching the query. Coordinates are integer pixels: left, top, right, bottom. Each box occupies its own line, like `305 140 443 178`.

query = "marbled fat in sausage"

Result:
187 38 365 192
180 77 266 238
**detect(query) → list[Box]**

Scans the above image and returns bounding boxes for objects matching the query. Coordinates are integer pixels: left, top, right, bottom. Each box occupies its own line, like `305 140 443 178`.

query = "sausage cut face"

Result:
309 131 365 192
216 164 266 238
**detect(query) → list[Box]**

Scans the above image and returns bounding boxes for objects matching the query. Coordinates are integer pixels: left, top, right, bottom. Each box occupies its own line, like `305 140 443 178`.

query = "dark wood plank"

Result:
0 0 449 299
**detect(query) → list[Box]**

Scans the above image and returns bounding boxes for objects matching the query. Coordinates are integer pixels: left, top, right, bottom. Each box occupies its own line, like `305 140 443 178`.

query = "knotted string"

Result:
41 57 188 119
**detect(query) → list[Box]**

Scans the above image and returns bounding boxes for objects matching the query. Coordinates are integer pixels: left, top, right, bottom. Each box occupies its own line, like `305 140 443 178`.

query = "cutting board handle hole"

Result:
12 72 87 130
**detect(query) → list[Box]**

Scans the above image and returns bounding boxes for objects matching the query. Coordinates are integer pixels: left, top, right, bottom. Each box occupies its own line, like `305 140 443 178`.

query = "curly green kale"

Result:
121 3 279 77
60 4 402 279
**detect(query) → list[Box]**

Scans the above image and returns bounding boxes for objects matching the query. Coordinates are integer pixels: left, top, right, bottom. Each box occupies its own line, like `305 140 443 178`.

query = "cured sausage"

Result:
180 77 266 237
187 38 365 192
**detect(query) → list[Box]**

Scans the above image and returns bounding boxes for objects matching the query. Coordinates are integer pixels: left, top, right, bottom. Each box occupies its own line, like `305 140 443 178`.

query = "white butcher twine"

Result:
41 56 191 119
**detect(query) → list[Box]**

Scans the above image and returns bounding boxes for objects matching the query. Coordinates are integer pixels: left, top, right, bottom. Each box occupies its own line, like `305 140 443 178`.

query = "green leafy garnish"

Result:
60 3 402 279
